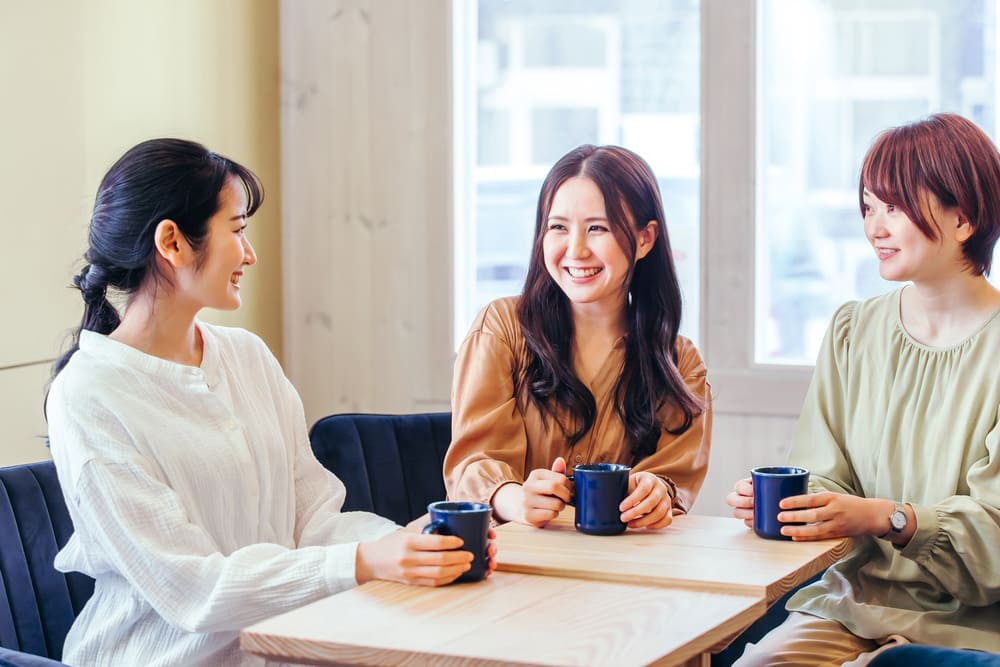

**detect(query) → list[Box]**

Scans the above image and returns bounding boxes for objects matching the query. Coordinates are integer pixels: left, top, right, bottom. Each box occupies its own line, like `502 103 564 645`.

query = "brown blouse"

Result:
444 296 712 513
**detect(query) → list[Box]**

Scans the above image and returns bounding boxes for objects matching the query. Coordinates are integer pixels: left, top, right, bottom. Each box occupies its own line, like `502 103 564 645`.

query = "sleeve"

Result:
631 337 712 514
788 301 863 496
444 307 529 505
271 371 400 547
66 456 360 634
898 411 1000 605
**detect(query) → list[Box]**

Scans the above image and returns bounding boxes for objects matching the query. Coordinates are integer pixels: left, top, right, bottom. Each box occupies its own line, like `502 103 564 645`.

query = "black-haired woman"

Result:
47 138 492 666
444 144 712 530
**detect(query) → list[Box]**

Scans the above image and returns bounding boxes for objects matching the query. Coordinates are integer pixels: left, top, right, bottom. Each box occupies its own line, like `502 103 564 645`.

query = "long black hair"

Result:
52 138 263 376
516 144 702 462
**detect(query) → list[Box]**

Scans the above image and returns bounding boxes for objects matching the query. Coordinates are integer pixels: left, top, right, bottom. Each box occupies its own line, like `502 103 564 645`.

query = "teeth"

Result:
566 267 601 278
230 275 240 284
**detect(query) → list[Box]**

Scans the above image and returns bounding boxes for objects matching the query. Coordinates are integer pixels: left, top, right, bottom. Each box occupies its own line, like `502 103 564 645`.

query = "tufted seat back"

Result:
308 412 452 526
0 461 93 664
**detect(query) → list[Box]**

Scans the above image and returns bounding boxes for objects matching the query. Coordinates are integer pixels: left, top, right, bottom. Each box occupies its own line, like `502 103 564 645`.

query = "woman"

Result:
727 113 1000 665
445 144 712 529
46 138 493 666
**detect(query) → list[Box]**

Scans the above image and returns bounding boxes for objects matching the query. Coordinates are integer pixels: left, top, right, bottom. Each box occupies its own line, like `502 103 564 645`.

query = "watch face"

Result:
890 510 907 532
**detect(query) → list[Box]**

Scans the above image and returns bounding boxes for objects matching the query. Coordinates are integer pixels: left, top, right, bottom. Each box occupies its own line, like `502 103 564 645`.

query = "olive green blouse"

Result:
787 288 1000 651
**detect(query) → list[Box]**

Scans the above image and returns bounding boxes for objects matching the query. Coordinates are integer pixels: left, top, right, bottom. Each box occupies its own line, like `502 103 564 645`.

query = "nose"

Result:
242 237 257 266
864 209 887 241
566 227 590 259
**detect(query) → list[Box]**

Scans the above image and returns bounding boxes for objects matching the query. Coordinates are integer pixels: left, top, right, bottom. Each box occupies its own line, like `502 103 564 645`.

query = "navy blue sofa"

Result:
0 461 93 666
308 411 452 526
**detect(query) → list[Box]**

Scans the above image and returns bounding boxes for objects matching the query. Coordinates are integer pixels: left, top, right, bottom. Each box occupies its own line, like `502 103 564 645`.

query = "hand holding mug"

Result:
620 471 673 530
776 492 899 541
495 457 572 527
356 522 471 587
726 476 755 528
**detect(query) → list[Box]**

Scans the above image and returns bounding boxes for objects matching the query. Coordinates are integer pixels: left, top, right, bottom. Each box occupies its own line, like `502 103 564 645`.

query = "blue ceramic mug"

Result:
421 501 491 582
752 466 810 540
569 463 630 536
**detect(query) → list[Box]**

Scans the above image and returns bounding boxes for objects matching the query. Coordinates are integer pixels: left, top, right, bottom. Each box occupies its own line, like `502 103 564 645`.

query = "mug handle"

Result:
421 520 452 536
563 474 576 507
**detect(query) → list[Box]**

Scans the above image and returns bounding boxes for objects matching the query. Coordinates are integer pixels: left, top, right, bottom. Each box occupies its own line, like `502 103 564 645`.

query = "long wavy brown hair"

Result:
516 144 703 462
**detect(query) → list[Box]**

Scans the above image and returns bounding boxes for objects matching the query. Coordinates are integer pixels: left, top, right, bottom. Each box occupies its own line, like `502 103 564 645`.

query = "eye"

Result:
588 224 610 233
886 204 897 213
546 222 567 232
862 204 872 217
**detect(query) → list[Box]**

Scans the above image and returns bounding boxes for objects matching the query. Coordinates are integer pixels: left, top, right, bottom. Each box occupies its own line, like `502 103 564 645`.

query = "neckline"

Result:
893 288 1000 352
79 320 219 380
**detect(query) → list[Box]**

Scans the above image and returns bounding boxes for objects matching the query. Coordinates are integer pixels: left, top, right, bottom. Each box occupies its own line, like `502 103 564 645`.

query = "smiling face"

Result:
177 176 257 311
542 176 655 317
862 187 971 284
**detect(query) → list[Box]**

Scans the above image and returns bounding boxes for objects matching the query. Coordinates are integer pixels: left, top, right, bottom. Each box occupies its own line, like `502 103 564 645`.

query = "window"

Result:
453 0 701 346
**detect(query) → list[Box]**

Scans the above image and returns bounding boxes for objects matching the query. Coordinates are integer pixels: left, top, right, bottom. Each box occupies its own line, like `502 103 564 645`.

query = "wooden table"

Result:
241 512 851 666
241 572 764 667
495 510 852 605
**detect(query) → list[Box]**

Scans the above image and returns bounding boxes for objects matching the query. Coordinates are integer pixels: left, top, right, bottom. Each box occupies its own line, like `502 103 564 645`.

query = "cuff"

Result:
898 502 939 560
323 542 364 591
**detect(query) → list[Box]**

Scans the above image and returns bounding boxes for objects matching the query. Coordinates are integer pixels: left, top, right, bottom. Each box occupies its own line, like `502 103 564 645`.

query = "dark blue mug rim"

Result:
751 466 808 478
573 463 630 474
427 501 491 513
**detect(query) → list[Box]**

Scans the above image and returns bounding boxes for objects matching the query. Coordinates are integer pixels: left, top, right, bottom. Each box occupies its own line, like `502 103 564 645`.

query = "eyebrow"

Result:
546 214 609 222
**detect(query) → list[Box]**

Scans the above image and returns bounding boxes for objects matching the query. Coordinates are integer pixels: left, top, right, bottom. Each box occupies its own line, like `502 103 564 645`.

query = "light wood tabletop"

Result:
241 571 764 667
495 509 853 604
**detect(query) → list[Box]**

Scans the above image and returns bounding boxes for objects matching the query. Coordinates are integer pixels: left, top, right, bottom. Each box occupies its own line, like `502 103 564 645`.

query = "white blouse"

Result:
46 322 399 666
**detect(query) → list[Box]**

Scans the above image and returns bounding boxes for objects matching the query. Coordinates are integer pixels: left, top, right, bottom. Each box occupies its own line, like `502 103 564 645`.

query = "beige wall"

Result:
0 1 281 466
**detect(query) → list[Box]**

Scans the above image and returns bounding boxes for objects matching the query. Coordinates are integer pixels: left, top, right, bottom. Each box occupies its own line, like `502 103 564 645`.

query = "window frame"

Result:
702 1 813 417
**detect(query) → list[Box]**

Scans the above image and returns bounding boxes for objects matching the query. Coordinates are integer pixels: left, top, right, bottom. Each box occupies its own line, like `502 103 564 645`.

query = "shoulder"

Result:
47 333 135 411
673 335 706 378
201 321 278 366
45 348 138 468
463 296 522 342
829 289 899 345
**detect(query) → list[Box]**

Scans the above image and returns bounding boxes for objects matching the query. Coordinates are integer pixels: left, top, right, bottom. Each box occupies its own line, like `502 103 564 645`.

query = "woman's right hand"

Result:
492 457 573 527
726 477 755 528
355 527 472 587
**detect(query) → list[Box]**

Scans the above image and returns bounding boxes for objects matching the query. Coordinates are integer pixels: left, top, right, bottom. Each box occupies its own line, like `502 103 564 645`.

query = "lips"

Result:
876 247 899 260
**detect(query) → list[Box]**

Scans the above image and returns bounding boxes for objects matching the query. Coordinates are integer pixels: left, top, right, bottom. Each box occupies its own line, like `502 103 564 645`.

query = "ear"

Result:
635 220 658 261
153 219 193 268
955 214 974 243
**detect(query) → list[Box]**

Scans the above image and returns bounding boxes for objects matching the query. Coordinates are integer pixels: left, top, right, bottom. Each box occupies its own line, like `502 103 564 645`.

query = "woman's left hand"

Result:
403 518 499 577
777 492 889 540
620 472 673 530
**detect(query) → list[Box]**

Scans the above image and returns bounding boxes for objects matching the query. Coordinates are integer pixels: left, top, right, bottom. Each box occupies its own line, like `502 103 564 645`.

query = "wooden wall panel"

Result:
281 0 452 426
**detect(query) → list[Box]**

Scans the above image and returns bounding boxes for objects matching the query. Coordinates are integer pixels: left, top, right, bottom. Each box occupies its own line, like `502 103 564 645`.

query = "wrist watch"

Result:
880 502 908 539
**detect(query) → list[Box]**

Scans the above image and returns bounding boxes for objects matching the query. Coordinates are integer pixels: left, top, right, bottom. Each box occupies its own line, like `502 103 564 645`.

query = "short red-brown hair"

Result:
859 113 1000 275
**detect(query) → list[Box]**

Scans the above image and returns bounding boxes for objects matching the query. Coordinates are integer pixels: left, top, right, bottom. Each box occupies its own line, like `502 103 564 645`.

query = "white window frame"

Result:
702 1 813 417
